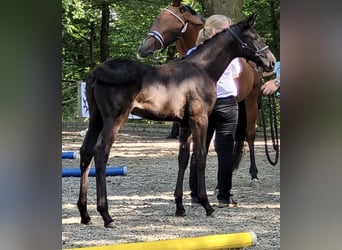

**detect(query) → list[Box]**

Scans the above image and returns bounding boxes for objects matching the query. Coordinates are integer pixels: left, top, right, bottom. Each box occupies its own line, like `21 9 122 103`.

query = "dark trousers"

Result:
189 96 238 200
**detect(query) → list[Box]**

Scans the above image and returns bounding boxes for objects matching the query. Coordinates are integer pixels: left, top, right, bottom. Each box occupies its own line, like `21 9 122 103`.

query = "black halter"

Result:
228 28 269 57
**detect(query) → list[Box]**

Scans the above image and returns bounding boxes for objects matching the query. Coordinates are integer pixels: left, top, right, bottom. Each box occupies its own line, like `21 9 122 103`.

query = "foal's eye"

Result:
250 34 257 40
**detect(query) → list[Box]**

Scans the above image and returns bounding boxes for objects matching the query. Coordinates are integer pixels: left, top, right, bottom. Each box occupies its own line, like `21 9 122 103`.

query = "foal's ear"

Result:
247 13 257 27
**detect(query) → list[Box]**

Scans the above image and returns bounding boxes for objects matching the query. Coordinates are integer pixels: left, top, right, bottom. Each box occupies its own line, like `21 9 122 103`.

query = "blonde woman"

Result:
189 14 247 207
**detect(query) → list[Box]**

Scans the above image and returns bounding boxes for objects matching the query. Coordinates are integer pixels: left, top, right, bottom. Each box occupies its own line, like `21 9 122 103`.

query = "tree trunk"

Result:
269 0 280 59
100 2 110 62
89 21 96 68
198 0 244 22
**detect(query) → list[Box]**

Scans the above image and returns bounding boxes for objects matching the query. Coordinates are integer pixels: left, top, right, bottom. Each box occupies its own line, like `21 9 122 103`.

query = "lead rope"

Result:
259 79 280 166
152 50 163 65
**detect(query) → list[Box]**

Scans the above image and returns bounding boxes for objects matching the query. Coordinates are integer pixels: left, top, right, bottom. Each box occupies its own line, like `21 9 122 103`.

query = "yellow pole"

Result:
64 231 257 250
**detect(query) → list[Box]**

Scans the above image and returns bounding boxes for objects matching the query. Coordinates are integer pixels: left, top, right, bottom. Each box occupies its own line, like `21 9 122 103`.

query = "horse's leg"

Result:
93 114 128 228
233 101 247 172
174 125 192 216
247 132 257 180
191 117 215 216
245 93 260 181
77 115 103 225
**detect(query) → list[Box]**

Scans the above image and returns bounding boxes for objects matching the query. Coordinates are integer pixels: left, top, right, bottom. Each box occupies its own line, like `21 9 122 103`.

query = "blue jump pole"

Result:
62 166 127 177
62 151 76 159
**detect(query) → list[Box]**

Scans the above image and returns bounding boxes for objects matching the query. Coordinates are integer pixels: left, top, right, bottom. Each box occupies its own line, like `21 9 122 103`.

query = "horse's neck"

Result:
235 60 260 101
176 23 202 57
175 40 188 57
246 60 264 86
176 39 192 57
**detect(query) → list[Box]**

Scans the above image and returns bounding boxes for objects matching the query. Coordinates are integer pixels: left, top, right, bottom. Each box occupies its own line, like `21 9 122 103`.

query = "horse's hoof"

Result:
104 221 115 228
250 178 260 188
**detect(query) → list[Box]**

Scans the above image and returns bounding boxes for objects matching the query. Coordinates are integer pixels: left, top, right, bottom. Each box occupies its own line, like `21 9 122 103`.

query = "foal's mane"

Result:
167 28 231 64
183 18 249 59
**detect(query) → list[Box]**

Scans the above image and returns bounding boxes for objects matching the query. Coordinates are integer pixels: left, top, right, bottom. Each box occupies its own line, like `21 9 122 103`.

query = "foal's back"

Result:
132 60 216 121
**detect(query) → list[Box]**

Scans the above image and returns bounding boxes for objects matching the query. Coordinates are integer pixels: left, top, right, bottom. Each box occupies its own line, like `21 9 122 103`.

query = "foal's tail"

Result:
84 72 103 129
233 101 247 170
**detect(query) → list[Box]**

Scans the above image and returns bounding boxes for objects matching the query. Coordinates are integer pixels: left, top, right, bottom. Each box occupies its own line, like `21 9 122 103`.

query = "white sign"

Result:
80 82 89 118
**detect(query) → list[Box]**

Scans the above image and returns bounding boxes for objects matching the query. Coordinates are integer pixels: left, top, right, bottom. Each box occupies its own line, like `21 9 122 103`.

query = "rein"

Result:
259 88 280 166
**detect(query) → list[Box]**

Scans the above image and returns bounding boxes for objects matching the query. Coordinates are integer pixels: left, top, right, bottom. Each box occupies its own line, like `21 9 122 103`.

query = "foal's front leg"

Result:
174 126 192 216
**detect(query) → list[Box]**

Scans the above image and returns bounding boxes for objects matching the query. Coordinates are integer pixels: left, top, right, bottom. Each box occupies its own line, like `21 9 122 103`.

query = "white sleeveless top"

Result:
216 58 242 98
186 48 242 98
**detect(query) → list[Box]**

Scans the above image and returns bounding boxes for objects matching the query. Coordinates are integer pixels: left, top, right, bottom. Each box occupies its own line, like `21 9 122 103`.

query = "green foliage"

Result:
109 0 164 60
243 0 280 60
182 0 202 12
62 81 78 121
62 0 169 120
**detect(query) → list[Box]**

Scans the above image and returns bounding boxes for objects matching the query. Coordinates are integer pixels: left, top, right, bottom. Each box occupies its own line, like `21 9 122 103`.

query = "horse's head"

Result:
137 4 203 59
228 14 276 72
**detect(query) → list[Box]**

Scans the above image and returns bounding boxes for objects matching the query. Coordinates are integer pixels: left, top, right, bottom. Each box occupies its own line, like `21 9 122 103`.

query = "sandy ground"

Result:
62 128 280 249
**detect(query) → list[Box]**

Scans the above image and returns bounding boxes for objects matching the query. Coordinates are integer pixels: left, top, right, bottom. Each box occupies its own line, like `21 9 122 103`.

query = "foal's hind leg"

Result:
174 125 192 216
77 115 103 225
93 115 127 228
189 118 215 216
192 134 215 216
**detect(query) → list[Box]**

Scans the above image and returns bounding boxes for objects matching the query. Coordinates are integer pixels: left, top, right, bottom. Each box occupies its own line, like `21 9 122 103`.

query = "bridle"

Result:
164 8 188 33
228 28 269 57
146 7 188 50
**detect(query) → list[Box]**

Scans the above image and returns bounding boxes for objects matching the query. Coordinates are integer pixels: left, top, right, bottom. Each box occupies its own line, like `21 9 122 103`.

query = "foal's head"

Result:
228 13 276 72
137 4 203 59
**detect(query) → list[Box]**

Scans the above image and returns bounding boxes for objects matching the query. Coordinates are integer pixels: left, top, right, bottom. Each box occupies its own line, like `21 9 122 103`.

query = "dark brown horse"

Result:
137 2 265 181
78 13 275 228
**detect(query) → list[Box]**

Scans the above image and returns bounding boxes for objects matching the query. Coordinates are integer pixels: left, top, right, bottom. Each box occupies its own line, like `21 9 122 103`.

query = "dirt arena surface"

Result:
62 127 280 249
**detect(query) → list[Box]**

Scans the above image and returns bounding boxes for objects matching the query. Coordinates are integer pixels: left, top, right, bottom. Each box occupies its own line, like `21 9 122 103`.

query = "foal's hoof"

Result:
80 218 91 225
206 207 215 217
207 210 216 218
175 210 186 217
104 221 115 228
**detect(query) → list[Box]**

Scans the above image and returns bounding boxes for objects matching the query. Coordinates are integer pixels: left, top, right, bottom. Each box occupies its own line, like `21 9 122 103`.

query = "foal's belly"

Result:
132 89 186 122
